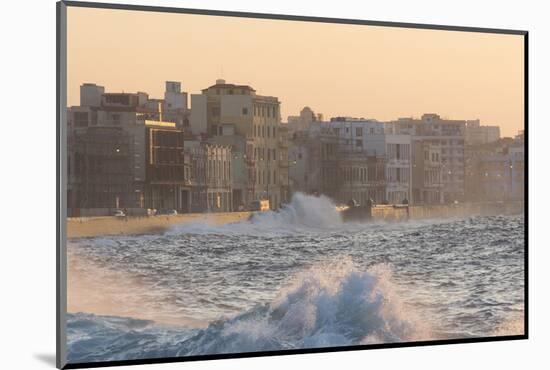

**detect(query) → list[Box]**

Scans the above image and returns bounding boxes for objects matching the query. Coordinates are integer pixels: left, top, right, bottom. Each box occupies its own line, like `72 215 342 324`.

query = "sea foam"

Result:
166 192 344 236
67 258 429 362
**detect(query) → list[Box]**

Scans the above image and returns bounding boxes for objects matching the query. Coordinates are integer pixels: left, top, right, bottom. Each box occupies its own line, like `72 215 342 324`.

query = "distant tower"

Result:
80 83 104 107
164 81 187 111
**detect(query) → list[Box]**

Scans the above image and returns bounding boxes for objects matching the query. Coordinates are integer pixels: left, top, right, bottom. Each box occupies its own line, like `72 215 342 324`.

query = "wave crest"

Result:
167 192 343 236
67 258 429 362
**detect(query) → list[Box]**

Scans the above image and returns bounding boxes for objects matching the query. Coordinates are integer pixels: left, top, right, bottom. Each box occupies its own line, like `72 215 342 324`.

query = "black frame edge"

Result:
523 32 529 338
62 0 527 35
62 335 527 369
57 1 68 369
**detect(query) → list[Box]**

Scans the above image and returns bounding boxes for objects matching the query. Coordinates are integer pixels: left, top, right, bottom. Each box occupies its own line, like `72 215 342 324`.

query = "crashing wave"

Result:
166 192 344 236
67 258 429 363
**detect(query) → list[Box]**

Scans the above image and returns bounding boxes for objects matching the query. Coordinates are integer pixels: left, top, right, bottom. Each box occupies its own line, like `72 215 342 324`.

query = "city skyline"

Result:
67 7 524 137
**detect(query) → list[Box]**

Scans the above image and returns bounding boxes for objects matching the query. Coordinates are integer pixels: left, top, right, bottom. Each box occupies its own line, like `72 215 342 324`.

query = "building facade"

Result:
189 79 287 209
68 83 191 216
465 119 501 145
411 140 442 204
387 114 465 202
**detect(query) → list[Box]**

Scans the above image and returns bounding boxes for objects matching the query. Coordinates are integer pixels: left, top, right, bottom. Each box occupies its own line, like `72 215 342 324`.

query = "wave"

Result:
166 192 345 236
67 258 430 363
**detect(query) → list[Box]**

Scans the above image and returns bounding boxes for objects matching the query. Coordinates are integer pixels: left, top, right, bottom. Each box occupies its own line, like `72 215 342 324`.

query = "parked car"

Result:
113 209 126 217
159 209 178 215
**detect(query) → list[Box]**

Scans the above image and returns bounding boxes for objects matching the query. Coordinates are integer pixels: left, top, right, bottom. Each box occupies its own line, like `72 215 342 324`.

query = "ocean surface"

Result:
66 193 525 363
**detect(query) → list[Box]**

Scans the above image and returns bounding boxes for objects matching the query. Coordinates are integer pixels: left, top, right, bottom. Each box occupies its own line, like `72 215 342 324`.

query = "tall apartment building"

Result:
68 83 191 215
189 79 286 209
387 113 465 202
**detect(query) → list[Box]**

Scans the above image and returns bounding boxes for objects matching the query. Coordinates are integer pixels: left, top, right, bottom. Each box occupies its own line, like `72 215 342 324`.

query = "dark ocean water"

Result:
66 193 524 363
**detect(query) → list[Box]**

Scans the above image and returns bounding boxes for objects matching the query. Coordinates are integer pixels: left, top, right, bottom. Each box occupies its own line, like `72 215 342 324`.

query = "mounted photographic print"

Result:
56 1 528 368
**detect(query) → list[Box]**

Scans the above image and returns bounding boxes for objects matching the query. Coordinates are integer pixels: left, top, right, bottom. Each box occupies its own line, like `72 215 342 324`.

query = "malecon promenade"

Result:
67 200 523 238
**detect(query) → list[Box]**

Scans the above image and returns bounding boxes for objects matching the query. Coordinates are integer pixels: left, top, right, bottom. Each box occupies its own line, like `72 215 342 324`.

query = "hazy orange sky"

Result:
67 7 524 136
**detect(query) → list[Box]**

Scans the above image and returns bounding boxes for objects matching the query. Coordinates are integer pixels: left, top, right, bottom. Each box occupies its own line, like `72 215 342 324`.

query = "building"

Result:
145 123 189 211
189 79 287 209
277 124 291 203
204 143 233 212
387 114 465 202
162 81 190 128
289 118 409 205
208 124 252 210
465 119 500 145
411 140 442 204
183 140 207 212
287 106 323 133
68 83 191 215
465 137 524 201
67 126 133 216
318 118 409 204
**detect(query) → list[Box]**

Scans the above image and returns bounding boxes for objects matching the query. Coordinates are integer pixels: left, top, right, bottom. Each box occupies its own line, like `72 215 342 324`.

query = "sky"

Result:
67 7 524 137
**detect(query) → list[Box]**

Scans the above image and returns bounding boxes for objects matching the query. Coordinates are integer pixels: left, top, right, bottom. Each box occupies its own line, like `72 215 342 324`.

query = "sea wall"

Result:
67 212 252 239
67 201 524 238
371 201 524 222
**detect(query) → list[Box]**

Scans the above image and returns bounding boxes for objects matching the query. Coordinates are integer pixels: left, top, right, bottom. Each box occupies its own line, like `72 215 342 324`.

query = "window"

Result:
356 140 362 147
74 112 89 127
356 127 363 137
242 107 248 115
